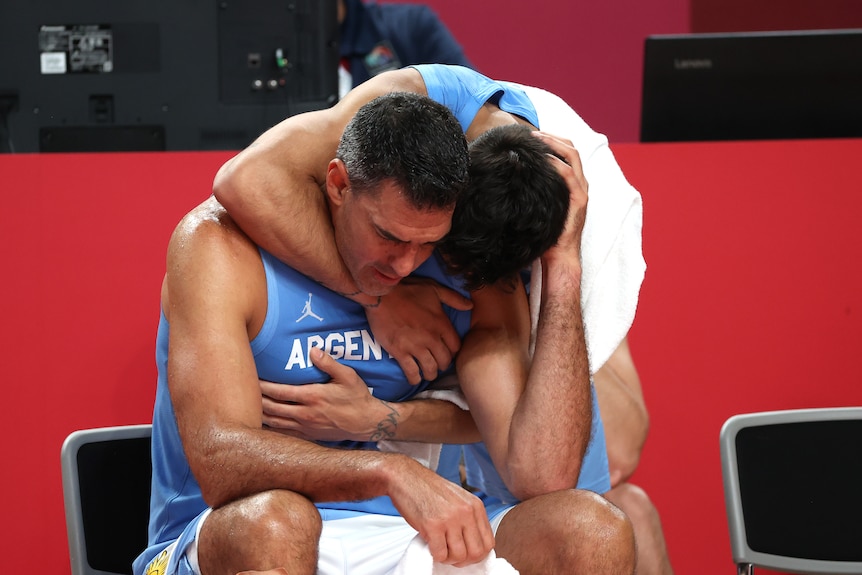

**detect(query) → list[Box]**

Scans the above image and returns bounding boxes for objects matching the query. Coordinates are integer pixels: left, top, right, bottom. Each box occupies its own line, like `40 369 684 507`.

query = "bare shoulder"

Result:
163 197 265 323
166 197 262 287
170 197 251 252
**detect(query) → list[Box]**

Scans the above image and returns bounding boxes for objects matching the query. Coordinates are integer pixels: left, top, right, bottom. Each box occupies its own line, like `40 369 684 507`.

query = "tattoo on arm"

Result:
369 400 400 441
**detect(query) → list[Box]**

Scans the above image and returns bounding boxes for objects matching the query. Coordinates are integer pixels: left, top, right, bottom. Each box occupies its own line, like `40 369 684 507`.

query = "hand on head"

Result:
532 131 589 259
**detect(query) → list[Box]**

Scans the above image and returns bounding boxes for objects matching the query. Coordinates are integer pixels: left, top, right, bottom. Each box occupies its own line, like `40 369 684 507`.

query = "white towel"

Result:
377 376 468 470
389 535 520 575
516 84 646 374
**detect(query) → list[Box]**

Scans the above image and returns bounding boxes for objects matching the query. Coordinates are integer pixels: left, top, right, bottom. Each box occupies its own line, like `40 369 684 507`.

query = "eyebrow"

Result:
375 224 442 246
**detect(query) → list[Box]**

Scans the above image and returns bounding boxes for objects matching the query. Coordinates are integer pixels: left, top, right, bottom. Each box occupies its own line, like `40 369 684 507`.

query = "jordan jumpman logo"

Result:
296 292 324 322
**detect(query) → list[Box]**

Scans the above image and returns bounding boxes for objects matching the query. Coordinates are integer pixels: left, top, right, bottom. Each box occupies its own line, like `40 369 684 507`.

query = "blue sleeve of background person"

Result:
411 64 540 131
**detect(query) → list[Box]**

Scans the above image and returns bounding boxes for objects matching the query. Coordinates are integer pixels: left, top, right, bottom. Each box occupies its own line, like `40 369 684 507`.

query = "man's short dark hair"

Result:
439 124 570 291
337 92 469 210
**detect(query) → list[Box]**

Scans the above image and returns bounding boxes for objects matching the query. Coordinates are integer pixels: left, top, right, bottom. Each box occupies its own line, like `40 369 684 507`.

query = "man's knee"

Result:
237 489 322 540
606 482 659 527
496 489 636 574
199 490 321 575
563 489 635 552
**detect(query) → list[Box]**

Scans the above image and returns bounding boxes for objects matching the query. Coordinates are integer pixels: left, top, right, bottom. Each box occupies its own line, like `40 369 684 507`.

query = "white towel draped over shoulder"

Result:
389 536 520 575
515 84 646 374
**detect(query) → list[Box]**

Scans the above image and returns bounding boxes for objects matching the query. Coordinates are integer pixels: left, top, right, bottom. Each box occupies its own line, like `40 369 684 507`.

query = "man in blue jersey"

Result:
136 92 494 575
212 66 639 574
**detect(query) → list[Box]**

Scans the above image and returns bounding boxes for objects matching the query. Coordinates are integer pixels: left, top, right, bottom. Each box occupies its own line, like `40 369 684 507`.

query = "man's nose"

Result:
389 245 425 278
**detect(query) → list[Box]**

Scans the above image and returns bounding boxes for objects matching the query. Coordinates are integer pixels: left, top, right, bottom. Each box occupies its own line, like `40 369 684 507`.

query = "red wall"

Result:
1 151 231 573
3 139 861 573
614 139 862 573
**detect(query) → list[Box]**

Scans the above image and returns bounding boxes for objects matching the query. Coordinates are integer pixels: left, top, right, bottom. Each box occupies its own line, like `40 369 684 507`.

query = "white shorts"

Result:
144 507 514 575
319 515 419 574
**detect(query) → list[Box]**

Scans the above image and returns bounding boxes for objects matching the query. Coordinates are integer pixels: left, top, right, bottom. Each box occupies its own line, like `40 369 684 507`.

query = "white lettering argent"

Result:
284 330 387 370
344 330 362 360
362 330 383 360
285 339 306 370
325 333 345 359
306 335 324 367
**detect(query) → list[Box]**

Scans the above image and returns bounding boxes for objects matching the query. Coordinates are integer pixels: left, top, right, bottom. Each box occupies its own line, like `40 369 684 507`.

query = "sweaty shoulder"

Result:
171 197 248 250
163 197 265 327
166 197 261 292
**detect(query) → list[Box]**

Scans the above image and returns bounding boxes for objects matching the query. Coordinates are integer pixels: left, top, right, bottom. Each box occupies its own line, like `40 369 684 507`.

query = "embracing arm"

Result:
212 68 427 305
164 199 404 508
593 337 648 487
259 350 481 445
212 68 465 382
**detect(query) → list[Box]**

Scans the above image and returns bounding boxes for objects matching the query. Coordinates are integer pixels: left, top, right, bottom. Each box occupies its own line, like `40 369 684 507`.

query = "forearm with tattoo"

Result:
369 400 401 441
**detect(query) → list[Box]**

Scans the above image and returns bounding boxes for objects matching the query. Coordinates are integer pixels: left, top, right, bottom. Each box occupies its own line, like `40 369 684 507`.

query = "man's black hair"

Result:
337 91 469 210
439 124 570 290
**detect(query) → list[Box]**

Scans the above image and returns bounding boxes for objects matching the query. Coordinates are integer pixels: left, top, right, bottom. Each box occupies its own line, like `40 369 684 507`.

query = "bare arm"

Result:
213 68 467 383
163 198 493 564
259 350 481 444
212 68 427 305
593 337 649 487
456 132 592 501
164 199 403 507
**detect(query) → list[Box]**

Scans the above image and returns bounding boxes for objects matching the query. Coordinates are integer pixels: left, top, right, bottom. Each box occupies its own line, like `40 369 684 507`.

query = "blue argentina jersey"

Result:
145 247 472 568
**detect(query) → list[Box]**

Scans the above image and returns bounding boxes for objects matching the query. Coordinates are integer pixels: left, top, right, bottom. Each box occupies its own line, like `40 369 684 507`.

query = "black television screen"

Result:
640 29 862 142
0 0 339 153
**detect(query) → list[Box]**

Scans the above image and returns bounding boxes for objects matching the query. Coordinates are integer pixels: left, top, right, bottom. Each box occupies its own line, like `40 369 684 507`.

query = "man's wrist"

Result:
541 254 583 286
368 400 401 441
377 451 419 495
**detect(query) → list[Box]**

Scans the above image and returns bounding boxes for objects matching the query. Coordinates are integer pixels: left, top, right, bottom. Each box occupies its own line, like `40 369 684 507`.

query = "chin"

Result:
354 277 393 298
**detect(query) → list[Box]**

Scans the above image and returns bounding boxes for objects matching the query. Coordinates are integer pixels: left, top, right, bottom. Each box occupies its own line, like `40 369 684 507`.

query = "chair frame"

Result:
61 424 153 575
720 407 862 575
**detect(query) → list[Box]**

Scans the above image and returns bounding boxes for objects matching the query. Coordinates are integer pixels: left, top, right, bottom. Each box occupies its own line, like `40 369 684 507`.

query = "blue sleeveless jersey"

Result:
414 63 612 496
142 249 472 568
411 64 540 130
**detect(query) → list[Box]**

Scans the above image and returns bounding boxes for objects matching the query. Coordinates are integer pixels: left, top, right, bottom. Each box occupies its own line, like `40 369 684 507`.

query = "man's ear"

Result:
325 159 350 207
